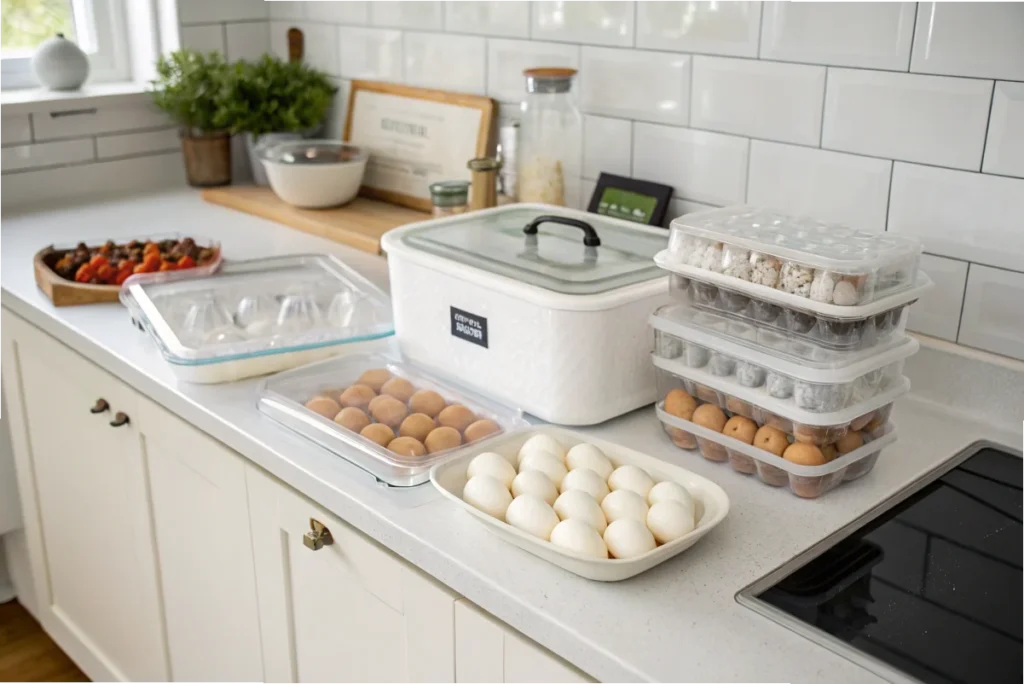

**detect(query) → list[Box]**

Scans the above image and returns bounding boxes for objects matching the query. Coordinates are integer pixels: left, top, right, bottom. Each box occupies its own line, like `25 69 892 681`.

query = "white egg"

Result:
559 468 610 503
511 469 559 506
600 489 649 524
549 519 608 559
565 443 614 481
462 475 513 520
608 465 655 499
466 452 516 489
517 433 566 465
646 501 696 545
603 519 656 559
647 481 695 516
505 495 560 540
553 490 608 533
519 451 568 488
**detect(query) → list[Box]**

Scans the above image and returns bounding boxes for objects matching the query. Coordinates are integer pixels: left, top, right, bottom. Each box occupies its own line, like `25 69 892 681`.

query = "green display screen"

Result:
595 187 658 224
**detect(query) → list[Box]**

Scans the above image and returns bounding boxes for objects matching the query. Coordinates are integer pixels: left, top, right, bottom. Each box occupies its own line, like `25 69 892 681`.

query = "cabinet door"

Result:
1 311 168 681
138 396 263 681
247 465 457 683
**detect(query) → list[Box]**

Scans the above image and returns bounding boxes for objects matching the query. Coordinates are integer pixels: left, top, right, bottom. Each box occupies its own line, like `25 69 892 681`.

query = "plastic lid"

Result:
259 140 366 165
396 205 666 295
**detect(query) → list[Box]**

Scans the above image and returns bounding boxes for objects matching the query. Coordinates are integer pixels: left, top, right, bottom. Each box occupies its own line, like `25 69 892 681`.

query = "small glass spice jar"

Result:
429 180 469 217
467 157 499 211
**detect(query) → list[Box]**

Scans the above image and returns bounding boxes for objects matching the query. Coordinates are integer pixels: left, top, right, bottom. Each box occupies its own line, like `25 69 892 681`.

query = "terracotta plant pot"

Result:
181 131 232 187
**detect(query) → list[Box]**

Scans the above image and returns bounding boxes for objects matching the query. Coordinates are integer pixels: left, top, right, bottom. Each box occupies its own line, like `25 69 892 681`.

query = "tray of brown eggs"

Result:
258 352 529 487
655 384 897 499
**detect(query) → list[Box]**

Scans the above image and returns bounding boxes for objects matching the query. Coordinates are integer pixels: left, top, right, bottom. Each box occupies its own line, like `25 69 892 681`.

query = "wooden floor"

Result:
0 600 88 682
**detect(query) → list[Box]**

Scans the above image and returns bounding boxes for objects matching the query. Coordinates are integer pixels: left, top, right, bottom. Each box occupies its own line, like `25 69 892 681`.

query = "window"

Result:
1 0 130 89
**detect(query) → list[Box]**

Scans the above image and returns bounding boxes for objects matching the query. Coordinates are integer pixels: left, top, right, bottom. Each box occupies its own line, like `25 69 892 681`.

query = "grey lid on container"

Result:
397 206 667 295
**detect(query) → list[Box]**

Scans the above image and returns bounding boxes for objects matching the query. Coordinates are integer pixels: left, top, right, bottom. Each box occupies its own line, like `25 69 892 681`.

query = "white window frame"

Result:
1 0 131 90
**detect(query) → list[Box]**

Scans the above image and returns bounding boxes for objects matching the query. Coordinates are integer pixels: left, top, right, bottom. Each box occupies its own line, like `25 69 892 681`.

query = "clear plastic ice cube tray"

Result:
662 206 924 307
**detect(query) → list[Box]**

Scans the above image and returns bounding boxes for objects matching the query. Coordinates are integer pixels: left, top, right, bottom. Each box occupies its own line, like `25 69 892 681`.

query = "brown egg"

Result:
863 416 885 434
369 395 409 430
723 416 757 444
783 442 826 466
357 368 392 392
424 426 462 454
334 407 370 433
367 394 396 415
725 396 753 418
409 389 446 418
835 430 864 455
691 404 727 432
821 443 839 462
664 389 697 420
464 419 501 443
388 436 426 458
380 376 416 402
305 395 341 419
437 404 476 433
753 425 788 456
360 423 394 447
850 410 875 431
338 384 376 410
793 424 829 444
399 413 436 442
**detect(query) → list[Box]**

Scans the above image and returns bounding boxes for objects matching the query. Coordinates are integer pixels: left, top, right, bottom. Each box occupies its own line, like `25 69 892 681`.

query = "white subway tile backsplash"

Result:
983 82 1024 179
338 27 403 81
1 115 32 145
690 56 825 146
582 115 631 180
665 198 719 228
888 162 1024 271
178 0 267 24
324 77 351 140
371 1 443 30
267 1 305 20
225 21 270 61
636 1 761 58
532 1 635 47
487 39 579 104
270 21 340 75
632 122 747 206
906 254 968 342
96 129 180 159
822 69 991 171
32 105 169 141
958 265 1024 359
580 178 597 211
911 2 1024 81
307 1 369 24
580 47 690 125
180 24 226 55
1 139 94 172
404 32 485 94
445 1 530 38
747 141 891 233
760 2 915 71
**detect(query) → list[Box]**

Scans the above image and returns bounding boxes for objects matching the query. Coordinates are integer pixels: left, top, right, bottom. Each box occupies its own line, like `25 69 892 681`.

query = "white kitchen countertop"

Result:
2 191 1020 683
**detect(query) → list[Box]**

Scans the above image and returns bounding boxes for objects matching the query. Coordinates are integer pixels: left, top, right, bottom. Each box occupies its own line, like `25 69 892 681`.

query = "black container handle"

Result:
523 215 601 247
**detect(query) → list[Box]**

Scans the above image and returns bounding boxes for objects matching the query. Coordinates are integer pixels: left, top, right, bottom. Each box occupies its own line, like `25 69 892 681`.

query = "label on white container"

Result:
451 306 488 348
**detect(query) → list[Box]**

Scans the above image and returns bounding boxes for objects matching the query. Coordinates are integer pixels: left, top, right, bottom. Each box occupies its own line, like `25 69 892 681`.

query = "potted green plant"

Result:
151 49 233 187
227 55 337 186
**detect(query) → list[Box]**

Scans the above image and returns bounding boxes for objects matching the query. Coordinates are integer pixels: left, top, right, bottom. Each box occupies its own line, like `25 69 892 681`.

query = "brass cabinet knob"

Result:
90 398 110 414
302 518 334 551
109 412 130 427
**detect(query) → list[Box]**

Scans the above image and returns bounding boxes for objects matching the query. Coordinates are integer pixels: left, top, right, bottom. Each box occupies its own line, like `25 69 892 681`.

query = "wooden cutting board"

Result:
201 186 430 255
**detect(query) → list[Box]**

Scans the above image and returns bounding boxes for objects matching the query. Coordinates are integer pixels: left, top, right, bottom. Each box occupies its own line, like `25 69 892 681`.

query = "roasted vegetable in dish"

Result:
51 237 217 285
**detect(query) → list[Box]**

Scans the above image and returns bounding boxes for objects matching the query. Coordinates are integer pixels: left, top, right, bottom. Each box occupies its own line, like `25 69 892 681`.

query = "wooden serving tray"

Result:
34 246 123 307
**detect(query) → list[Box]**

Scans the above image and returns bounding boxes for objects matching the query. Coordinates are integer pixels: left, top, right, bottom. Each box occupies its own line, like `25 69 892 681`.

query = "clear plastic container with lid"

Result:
517 68 582 207
662 206 924 306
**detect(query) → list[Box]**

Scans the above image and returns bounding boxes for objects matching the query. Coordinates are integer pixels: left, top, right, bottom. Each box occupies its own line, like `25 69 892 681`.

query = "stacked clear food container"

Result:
651 207 931 498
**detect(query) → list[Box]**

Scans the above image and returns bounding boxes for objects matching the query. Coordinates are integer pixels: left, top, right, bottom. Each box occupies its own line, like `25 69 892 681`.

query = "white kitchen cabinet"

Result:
455 599 592 683
246 464 459 683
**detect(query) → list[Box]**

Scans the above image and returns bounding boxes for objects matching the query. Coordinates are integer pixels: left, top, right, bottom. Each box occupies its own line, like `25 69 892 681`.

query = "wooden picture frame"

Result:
343 80 495 212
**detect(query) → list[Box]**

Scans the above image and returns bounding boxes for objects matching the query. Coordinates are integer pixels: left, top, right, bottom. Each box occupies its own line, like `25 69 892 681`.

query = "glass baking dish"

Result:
259 352 529 487
651 303 918 413
121 254 393 383
662 206 923 306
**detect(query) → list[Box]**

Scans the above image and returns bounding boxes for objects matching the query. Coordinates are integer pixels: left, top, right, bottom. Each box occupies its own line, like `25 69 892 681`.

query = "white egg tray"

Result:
430 427 730 582
656 404 897 499
665 206 923 306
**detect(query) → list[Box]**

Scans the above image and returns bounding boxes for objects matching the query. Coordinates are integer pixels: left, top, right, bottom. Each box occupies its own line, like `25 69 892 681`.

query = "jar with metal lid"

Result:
517 68 582 208
429 180 470 217
467 157 499 211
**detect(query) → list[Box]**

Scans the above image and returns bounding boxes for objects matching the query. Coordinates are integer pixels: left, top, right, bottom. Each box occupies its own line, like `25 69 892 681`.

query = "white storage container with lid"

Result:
380 204 672 425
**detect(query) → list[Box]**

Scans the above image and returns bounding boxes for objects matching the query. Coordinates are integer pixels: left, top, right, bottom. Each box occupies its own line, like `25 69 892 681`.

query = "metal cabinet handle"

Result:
109 412 130 427
90 398 110 414
303 518 334 551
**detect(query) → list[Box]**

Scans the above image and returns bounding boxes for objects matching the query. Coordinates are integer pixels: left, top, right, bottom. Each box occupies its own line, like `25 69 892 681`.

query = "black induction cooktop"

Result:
738 441 1022 684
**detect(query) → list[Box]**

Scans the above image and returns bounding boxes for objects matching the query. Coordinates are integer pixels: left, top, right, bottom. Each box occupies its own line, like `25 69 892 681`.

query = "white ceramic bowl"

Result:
260 140 368 209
